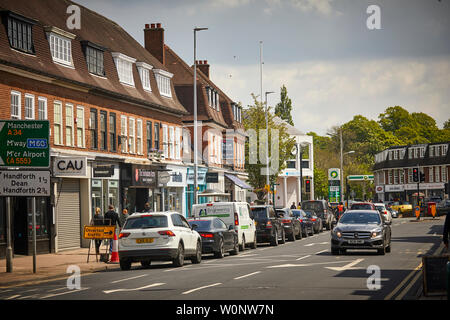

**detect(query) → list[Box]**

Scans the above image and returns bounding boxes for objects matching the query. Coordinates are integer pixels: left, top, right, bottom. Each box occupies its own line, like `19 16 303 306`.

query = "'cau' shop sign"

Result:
53 156 88 177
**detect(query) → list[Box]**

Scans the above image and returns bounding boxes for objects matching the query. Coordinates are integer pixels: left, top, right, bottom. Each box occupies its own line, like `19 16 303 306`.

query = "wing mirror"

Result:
191 224 198 230
228 225 235 231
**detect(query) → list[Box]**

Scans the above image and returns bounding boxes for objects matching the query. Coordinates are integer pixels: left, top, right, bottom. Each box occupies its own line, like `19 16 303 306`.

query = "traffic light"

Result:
420 172 425 183
412 167 419 182
305 179 311 193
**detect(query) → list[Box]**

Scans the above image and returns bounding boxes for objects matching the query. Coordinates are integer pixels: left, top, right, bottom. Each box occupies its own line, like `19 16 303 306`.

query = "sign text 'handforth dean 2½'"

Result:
0 120 50 168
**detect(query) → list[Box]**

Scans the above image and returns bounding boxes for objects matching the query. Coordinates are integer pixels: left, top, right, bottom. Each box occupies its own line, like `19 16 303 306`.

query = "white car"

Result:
118 211 202 270
374 203 392 223
192 202 257 251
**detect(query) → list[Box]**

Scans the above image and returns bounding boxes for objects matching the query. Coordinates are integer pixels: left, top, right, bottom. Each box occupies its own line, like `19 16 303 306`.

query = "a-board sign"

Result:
0 120 50 168
422 255 450 296
83 226 116 240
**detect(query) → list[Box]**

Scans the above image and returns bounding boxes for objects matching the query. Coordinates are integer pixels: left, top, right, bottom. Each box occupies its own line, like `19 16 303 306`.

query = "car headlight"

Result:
334 229 342 238
371 230 382 238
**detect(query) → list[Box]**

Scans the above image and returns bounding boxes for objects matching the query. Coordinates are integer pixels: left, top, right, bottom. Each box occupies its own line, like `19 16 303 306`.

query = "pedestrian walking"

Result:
142 202 151 213
119 208 129 227
443 211 450 252
92 207 104 255
290 202 297 209
104 205 122 255
297 202 301 209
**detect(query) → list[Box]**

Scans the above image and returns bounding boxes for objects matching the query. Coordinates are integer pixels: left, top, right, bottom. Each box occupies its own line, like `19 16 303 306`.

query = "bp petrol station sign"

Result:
0 120 50 168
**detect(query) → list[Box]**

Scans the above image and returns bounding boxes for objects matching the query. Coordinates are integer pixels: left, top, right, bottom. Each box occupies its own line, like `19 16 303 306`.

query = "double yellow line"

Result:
384 262 423 300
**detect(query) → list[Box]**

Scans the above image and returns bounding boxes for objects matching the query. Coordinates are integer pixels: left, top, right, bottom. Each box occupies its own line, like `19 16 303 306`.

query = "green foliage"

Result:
274 85 294 126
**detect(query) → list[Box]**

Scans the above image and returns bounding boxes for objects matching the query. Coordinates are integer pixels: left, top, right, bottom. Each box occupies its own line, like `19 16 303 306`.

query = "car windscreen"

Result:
188 220 212 230
339 212 381 225
291 210 306 218
351 204 373 210
374 205 384 211
251 208 268 219
303 210 314 218
302 202 323 212
276 210 289 218
123 215 168 230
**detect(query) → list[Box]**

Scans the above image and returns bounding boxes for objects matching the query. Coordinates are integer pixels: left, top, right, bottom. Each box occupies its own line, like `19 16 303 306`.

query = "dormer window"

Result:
81 41 105 76
4 11 36 54
232 103 242 123
45 26 76 67
153 69 173 98
136 62 153 92
207 87 220 111
112 52 136 86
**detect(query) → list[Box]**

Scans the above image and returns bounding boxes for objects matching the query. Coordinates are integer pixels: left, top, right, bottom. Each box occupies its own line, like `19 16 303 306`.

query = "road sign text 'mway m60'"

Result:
0 120 50 168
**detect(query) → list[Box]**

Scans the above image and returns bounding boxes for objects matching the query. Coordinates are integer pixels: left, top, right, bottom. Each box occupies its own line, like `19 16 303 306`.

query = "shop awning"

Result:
225 173 252 190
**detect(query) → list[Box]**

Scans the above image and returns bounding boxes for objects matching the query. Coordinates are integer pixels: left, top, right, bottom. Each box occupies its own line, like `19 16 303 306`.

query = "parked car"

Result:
301 200 334 230
192 202 257 251
331 210 392 255
374 203 392 223
291 209 314 237
303 210 323 234
250 205 286 246
390 201 413 214
275 208 302 241
118 212 202 270
349 202 376 210
187 217 239 258
387 206 398 218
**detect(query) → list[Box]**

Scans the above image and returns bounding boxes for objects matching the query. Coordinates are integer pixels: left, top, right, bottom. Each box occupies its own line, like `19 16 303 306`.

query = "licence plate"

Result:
136 238 154 244
348 240 364 244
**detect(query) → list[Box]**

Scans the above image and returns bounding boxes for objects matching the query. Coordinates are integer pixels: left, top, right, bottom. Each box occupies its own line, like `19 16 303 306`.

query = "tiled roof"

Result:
0 0 188 115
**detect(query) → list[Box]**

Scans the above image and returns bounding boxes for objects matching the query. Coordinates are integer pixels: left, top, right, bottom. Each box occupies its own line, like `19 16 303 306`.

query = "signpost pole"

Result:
32 197 37 273
6 197 13 273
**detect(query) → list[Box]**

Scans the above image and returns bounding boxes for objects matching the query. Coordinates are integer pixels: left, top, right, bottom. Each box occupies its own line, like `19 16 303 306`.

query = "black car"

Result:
291 209 314 237
303 210 323 234
301 200 335 230
250 205 285 246
188 217 238 258
275 208 302 241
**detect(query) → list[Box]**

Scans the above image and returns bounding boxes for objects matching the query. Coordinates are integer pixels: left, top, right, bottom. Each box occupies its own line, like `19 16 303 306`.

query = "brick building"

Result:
0 0 190 256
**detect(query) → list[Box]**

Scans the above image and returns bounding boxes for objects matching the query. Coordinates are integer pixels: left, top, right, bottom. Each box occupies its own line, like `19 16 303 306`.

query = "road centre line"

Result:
234 271 261 280
296 255 311 261
103 283 165 294
40 287 90 299
111 274 148 284
266 260 357 269
182 282 222 295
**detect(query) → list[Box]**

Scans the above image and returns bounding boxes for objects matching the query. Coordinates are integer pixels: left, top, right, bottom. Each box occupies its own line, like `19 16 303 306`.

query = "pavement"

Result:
0 217 448 300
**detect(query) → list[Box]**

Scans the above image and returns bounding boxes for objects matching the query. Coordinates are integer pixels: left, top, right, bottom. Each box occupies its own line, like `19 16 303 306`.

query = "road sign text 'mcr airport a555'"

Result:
0 120 50 168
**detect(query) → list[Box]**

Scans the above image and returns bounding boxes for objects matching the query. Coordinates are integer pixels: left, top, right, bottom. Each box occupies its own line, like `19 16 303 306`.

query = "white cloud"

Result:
210 57 450 135
288 0 334 16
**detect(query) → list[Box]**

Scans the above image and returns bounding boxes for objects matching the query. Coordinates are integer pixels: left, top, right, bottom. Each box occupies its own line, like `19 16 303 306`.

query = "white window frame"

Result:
10 91 21 119
24 94 35 120
65 104 74 147
162 124 168 158
38 97 48 120
435 165 440 182
169 126 174 159
442 166 447 182
429 167 434 183
153 69 173 98
443 144 448 156
128 117 136 154
408 168 413 184
429 146 434 157
112 52 136 87
53 101 63 145
175 127 181 160
120 115 128 153
76 106 85 148
136 119 143 155
136 62 153 92
45 27 75 67
388 170 393 184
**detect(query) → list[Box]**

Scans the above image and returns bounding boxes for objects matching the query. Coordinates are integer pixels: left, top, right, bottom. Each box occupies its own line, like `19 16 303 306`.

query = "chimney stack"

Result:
196 59 210 78
144 23 165 65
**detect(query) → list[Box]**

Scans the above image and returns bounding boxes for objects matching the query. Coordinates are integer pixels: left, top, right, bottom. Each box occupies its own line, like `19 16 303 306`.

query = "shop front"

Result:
91 162 120 216
164 165 187 216
186 166 208 217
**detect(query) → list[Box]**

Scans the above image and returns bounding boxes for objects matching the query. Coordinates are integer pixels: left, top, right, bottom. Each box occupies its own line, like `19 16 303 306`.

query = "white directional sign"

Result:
0 170 50 196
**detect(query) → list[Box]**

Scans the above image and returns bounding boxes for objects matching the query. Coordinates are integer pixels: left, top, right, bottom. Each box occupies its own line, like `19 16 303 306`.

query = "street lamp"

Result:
340 139 355 203
193 27 208 206
265 91 274 204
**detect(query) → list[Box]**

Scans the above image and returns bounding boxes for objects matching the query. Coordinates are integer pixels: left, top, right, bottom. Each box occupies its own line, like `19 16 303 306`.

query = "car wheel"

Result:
191 241 202 264
173 243 185 267
230 236 239 255
279 228 286 244
239 235 246 252
120 259 132 271
140 260 151 268
271 229 279 246
249 233 257 249
214 238 225 259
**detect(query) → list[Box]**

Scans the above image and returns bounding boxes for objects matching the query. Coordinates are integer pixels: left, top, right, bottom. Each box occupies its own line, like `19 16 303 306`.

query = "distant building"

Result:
373 142 449 202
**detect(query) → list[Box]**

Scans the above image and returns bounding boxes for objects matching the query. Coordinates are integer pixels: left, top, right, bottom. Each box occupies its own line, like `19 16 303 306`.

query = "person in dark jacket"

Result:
92 207 104 255
443 212 450 251
290 202 297 209
104 205 122 254
142 202 151 213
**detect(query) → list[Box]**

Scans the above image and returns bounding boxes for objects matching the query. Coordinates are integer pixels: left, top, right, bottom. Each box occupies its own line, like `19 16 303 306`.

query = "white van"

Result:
192 202 257 251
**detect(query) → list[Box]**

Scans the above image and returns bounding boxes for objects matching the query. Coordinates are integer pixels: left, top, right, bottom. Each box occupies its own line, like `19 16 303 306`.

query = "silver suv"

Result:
331 210 392 255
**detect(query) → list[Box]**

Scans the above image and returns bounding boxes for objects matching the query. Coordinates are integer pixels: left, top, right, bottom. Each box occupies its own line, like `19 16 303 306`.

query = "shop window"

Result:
100 110 107 151
109 113 116 152
146 121 153 155
89 109 98 149
54 101 63 145
11 91 21 119
65 104 74 147
76 106 85 148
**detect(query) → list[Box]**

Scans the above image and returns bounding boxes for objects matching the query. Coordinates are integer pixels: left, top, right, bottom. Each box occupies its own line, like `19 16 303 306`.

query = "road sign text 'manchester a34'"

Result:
0 120 50 168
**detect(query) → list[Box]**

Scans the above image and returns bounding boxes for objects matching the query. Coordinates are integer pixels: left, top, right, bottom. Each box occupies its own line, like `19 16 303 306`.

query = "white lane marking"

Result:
315 249 328 255
304 242 328 247
182 282 222 295
5 294 21 300
164 265 193 272
296 255 311 261
237 254 258 258
266 260 356 269
103 282 165 294
40 288 89 299
234 271 261 280
111 274 148 284
325 258 364 271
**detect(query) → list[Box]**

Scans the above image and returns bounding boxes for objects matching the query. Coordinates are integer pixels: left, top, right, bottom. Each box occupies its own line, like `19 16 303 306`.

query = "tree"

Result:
244 94 296 201
378 106 413 133
274 85 294 126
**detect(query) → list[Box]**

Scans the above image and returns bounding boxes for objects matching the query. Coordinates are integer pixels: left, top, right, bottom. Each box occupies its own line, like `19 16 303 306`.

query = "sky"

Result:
75 0 450 135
